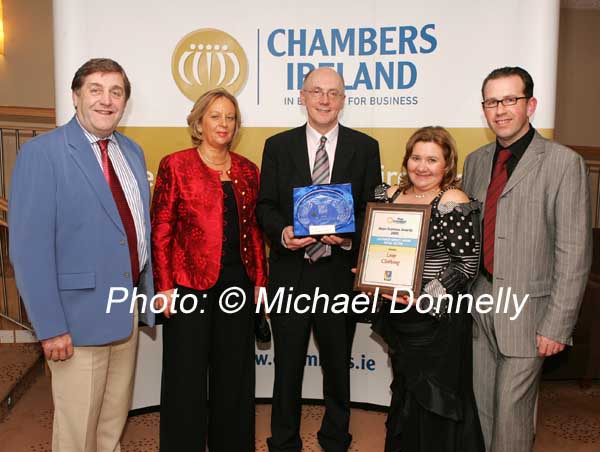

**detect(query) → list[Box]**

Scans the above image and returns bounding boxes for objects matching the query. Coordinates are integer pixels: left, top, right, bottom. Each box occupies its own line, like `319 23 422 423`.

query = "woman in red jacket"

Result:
151 88 267 452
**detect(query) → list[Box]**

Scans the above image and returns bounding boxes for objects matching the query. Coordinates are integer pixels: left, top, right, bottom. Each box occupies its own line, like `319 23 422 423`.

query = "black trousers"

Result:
267 259 352 452
160 266 255 452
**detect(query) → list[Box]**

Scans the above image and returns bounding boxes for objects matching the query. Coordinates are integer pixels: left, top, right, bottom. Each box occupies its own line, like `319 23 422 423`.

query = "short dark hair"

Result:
71 58 131 100
481 66 534 99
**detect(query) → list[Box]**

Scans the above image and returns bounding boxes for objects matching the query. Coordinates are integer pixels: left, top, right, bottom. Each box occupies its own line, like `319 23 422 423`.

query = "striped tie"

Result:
306 136 330 262
482 149 511 275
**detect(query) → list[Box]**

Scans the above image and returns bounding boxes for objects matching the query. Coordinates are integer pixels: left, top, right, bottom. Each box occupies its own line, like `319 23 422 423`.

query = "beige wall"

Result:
555 9 600 147
0 0 54 108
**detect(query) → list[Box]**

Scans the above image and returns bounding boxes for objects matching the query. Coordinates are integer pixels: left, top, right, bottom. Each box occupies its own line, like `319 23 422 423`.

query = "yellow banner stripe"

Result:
119 126 553 187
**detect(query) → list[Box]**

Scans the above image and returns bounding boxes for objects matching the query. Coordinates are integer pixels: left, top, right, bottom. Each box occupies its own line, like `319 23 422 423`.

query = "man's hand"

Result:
536 334 566 357
41 333 74 361
320 234 351 248
283 226 316 250
155 289 177 318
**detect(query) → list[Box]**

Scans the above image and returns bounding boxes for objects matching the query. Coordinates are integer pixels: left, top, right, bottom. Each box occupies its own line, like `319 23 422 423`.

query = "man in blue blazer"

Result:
9 58 154 452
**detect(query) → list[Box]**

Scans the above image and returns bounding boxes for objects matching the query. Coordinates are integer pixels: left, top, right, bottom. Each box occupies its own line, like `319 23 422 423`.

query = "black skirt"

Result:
373 305 485 452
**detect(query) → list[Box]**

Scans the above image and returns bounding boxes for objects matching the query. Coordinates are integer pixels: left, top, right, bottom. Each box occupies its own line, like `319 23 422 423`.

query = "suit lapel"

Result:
502 133 545 195
290 125 313 186
64 117 124 233
473 145 495 206
331 125 356 184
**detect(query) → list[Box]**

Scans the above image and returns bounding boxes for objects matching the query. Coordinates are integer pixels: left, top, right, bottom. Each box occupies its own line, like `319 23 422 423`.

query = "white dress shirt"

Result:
77 118 148 271
306 123 339 181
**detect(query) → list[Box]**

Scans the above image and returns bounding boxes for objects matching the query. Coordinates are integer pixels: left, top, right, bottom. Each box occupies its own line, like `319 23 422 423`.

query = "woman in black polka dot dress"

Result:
372 126 485 452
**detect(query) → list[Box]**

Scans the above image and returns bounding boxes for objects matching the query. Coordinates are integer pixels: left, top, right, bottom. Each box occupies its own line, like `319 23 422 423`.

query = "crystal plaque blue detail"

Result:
293 183 355 236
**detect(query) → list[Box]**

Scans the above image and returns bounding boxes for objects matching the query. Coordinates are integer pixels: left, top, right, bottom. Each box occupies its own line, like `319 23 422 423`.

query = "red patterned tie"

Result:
482 149 512 275
98 139 140 286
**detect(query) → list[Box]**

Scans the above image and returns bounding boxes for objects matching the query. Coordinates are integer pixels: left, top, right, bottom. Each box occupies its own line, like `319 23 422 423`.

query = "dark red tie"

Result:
483 149 512 275
98 139 140 286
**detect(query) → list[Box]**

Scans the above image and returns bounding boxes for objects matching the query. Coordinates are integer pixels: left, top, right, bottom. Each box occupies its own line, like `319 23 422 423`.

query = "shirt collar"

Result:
306 122 339 144
75 115 116 145
495 124 535 160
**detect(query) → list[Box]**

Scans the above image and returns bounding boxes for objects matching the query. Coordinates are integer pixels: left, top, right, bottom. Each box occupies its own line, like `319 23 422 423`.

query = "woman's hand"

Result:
352 268 410 304
381 293 411 305
155 288 177 318
254 286 262 305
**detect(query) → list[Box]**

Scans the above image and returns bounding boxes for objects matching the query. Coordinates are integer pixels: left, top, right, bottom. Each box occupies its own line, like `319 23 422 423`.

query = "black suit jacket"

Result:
256 124 381 293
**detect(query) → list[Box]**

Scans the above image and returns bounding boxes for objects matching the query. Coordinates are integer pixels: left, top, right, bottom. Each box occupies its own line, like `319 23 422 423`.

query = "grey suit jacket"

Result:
462 131 592 357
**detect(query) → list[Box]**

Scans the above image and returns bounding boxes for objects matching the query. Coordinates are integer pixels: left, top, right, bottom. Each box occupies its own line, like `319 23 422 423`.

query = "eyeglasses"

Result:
303 88 344 99
482 96 529 109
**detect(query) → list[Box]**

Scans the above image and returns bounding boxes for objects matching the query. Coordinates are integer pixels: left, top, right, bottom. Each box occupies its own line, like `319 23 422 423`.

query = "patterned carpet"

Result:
0 344 41 400
0 375 598 451
0 343 43 423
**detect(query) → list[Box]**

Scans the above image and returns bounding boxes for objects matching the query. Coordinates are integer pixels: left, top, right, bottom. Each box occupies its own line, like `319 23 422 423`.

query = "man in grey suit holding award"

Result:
462 66 592 452
256 67 381 452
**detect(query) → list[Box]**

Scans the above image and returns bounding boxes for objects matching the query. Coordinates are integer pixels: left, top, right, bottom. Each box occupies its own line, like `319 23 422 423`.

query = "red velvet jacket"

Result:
151 148 267 292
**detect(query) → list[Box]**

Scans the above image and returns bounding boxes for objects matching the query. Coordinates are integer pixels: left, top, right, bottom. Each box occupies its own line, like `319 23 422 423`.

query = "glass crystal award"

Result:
293 183 355 236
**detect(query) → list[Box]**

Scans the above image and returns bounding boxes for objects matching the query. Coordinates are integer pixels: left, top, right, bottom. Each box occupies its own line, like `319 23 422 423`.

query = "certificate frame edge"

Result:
353 202 432 296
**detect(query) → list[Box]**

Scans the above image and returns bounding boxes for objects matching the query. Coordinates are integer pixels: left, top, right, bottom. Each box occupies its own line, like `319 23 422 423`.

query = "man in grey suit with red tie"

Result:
257 67 381 452
9 58 154 452
462 66 592 452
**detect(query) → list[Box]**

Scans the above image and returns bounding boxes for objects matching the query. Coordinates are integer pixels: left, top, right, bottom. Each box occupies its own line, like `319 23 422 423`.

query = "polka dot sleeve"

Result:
423 201 481 316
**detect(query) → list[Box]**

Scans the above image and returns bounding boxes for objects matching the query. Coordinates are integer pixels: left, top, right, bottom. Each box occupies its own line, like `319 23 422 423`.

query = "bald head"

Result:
300 68 346 135
303 67 345 91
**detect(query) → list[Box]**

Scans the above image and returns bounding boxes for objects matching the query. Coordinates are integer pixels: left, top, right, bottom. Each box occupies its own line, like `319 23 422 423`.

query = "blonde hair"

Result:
187 88 242 148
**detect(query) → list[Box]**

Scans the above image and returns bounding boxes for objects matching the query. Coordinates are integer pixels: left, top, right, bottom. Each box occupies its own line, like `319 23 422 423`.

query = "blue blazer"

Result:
9 117 155 346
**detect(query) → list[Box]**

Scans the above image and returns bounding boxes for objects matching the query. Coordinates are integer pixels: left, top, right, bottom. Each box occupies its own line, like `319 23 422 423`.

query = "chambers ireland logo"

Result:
171 28 248 101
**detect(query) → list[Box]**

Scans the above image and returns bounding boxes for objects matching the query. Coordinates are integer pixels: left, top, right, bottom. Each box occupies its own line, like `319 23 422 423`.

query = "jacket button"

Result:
124 271 130 278
120 239 126 245
242 205 246 209
245 259 249 264
244 247 247 252
234 179 239 184
243 234 247 239
243 219 247 223
242 191 246 196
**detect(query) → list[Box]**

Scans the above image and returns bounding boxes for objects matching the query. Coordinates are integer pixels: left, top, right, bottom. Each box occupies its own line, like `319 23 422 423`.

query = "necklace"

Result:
198 148 231 175
198 149 229 166
412 187 440 199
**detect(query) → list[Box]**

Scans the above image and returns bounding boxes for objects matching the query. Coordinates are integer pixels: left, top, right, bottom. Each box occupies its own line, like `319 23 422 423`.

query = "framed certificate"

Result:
354 203 431 296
